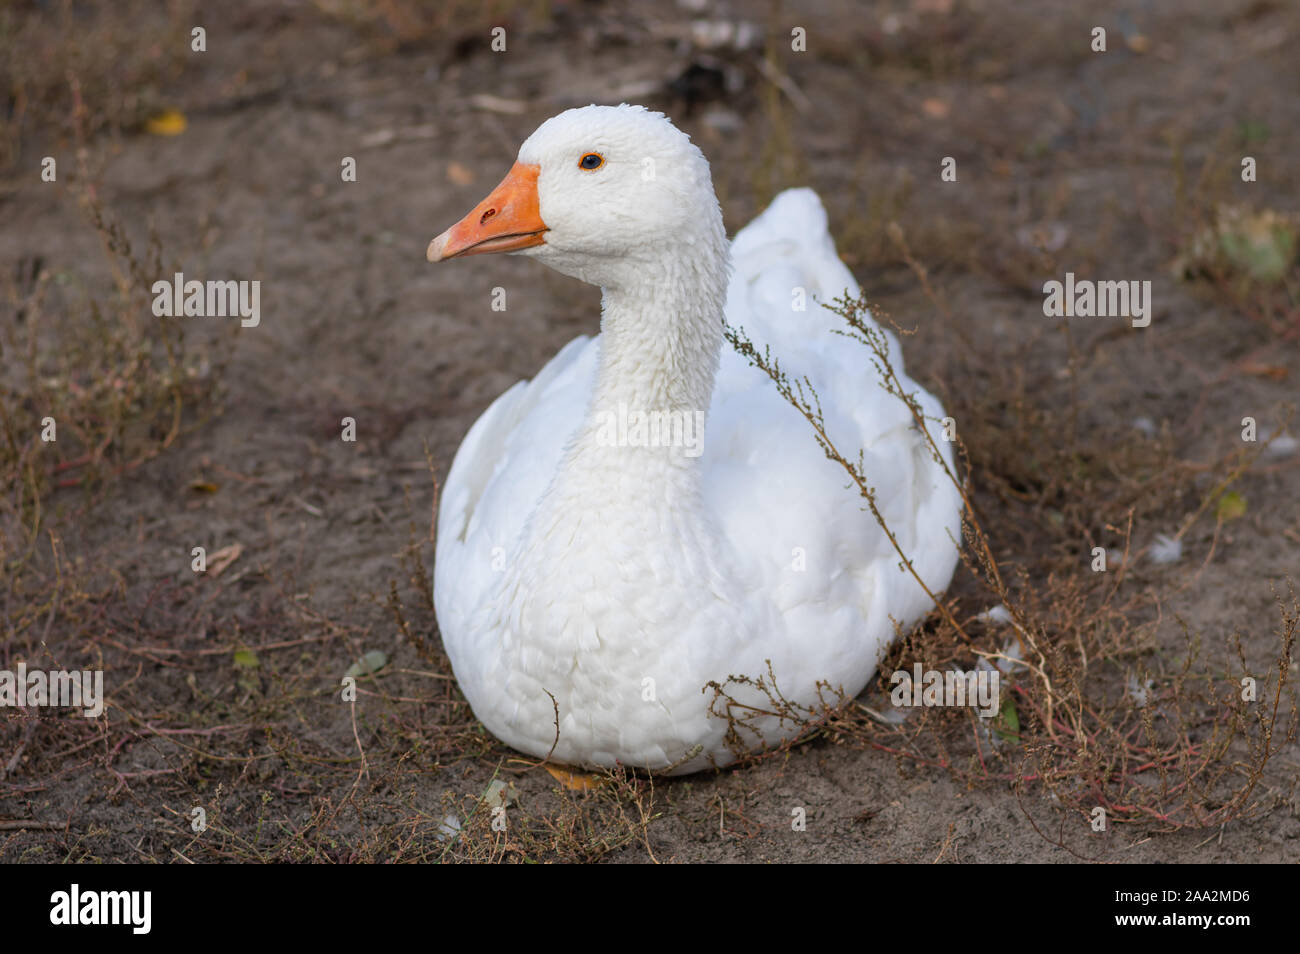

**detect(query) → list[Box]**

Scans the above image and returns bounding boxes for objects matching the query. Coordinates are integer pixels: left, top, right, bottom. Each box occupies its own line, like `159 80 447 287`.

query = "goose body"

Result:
430 105 962 774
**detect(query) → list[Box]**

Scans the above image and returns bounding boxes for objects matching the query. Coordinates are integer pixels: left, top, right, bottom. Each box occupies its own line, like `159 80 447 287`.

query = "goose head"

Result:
427 104 726 290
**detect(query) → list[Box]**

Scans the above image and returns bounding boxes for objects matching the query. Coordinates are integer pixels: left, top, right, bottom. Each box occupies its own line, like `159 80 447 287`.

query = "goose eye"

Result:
578 153 605 171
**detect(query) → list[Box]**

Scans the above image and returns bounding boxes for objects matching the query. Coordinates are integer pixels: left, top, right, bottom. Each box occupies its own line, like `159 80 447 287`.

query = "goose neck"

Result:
566 252 728 492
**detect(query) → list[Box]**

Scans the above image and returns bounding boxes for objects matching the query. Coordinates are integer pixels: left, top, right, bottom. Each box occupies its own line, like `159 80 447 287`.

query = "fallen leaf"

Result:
993 696 1021 742
233 649 260 694
145 108 187 136
1237 119 1270 144
345 650 388 679
543 764 606 791
208 543 243 577
484 779 519 810
1218 214 1296 283
1216 491 1247 522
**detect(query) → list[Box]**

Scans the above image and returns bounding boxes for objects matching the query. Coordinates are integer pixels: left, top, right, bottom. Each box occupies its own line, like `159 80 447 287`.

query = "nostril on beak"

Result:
480 208 497 226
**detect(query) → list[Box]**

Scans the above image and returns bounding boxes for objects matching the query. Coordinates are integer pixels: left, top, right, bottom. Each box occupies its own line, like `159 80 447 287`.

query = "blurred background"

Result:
1 0 1297 862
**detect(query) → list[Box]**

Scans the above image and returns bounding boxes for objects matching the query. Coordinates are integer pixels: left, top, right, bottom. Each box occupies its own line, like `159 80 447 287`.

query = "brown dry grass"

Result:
2 0 1298 863
724 283 1297 845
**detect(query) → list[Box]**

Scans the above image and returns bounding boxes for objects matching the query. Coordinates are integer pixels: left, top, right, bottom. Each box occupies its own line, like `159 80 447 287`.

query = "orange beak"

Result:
427 162 547 262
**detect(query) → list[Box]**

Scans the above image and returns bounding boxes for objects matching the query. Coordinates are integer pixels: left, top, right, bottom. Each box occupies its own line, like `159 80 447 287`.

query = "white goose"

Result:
428 104 962 775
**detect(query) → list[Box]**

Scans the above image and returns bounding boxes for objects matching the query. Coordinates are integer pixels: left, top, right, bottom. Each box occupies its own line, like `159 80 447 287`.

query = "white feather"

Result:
1148 532 1182 565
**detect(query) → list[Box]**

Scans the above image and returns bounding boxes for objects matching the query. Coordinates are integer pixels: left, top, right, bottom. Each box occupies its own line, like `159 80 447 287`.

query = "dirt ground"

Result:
1 0 1298 863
